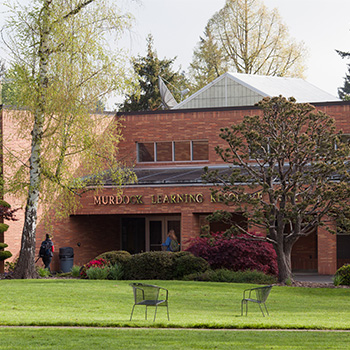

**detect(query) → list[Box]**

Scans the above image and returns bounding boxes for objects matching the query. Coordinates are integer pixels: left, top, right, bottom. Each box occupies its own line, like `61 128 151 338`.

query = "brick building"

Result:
2 73 350 274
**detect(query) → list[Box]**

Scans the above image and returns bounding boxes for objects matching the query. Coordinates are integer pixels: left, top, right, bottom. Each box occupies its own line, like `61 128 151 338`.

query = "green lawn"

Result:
0 279 349 329
0 328 349 350
1 279 350 349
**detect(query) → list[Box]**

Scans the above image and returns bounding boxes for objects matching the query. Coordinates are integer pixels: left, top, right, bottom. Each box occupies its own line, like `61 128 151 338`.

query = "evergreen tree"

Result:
119 34 189 111
336 50 350 100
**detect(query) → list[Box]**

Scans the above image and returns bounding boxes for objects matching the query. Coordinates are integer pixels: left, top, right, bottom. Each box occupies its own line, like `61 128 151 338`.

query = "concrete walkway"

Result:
293 273 333 283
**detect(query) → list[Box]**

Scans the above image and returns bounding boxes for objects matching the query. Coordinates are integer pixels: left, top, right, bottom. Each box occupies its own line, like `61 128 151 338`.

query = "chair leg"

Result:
145 306 148 320
258 303 265 317
153 305 158 322
130 305 135 321
264 303 269 316
166 305 170 321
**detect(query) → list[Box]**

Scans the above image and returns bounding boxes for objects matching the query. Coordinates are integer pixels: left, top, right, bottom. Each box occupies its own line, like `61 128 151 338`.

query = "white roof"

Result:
174 72 339 109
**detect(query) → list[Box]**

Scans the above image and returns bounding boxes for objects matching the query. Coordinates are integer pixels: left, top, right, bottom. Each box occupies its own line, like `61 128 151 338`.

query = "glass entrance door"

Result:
149 220 163 251
146 216 181 252
122 216 181 253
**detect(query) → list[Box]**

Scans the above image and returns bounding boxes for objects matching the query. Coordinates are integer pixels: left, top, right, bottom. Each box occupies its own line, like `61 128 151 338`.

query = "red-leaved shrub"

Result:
185 233 278 275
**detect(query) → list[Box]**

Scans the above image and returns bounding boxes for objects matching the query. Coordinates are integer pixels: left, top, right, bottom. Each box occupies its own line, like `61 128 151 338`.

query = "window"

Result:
138 143 154 162
137 140 208 163
156 142 172 162
174 141 191 161
192 140 208 161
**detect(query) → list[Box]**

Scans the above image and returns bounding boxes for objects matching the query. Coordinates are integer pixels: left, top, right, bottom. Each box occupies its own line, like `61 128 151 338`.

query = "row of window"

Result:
137 140 209 163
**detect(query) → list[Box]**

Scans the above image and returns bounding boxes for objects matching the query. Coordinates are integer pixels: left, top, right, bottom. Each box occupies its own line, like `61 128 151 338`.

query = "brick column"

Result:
181 211 200 250
318 223 337 275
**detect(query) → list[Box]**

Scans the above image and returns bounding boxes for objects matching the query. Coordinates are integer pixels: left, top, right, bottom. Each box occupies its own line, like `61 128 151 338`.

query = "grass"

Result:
0 328 349 350
0 279 350 349
0 279 349 329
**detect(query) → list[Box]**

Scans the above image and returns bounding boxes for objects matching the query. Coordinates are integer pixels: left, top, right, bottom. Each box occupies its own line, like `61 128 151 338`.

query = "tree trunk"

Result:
275 241 294 283
13 0 50 279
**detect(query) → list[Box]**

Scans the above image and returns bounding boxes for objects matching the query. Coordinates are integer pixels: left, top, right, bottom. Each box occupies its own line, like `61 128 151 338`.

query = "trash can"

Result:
59 247 74 273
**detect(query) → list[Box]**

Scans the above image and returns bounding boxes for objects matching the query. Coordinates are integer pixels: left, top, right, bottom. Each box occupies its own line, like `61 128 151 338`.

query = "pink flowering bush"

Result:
80 258 108 279
185 232 278 276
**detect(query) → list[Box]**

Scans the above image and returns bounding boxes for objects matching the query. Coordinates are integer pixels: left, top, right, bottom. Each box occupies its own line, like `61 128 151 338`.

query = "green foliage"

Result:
5 258 17 273
0 224 9 234
334 264 350 286
107 264 124 280
0 240 12 262
204 96 350 283
204 0 306 77
183 268 276 284
95 250 131 267
0 251 12 262
86 266 110 280
123 251 208 280
85 263 123 280
36 267 51 278
336 50 350 100
70 265 81 278
172 252 209 279
119 34 189 111
189 23 226 91
123 251 174 280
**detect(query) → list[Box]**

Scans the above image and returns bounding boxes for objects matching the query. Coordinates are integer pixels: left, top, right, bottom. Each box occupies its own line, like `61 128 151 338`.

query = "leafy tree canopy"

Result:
204 96 350 283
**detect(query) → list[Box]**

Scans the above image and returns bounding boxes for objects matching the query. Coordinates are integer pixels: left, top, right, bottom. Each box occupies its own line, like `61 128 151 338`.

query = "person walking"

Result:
39 234 54 272
162 229 180 252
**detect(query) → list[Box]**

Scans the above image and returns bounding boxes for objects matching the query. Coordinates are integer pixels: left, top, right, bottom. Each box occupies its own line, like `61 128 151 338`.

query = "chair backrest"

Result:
130 283 161 303
255 285 272 303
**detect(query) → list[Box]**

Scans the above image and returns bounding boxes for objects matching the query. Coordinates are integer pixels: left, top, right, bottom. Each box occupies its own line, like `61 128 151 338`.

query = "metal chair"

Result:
129 283 169 322
241 285 272 317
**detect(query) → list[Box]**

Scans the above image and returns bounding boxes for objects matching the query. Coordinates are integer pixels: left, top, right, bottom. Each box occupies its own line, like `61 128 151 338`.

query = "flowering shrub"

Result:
185 232 278 276
80 258 108 279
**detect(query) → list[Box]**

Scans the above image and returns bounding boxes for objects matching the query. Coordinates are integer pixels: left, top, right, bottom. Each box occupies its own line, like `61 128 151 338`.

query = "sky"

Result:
122 0 350 99
1 0 350 108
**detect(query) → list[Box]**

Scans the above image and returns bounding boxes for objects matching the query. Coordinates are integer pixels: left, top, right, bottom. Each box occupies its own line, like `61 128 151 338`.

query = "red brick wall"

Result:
4 102 350 273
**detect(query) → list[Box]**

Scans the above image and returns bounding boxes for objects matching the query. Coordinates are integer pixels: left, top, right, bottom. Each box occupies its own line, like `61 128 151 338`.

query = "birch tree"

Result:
204 96 350 283
2 0 135 278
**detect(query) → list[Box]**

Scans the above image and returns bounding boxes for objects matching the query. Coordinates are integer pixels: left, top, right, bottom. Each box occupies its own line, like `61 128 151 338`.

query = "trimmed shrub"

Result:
172 251 209 279
0 243 12 262
185 232 278 276
123 251 209 280
183 268 276 284
334 264 350 286
95 250 131 266
123 251 175 280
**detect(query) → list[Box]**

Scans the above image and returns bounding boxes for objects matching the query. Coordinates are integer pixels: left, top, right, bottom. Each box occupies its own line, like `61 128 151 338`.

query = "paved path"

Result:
293 273 333 283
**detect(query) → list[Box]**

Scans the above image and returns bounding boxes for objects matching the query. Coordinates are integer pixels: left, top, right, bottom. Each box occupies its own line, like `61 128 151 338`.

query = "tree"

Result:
0 200 18 273
191 0 306 87
119 34 189 111
189 23 226 91
204 96 350 283
336 50 350 100
2 0 135 278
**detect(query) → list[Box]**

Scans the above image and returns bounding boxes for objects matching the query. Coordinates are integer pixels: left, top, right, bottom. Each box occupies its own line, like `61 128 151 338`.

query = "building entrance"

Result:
121 216 181 254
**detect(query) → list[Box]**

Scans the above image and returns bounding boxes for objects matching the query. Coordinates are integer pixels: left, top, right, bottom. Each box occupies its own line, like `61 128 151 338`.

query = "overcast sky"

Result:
124 0 350 98
1 0 350 107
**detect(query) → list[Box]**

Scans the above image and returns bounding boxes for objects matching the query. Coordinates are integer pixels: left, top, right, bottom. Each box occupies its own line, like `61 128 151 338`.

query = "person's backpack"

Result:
39 240 51 258
170 239 180 252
